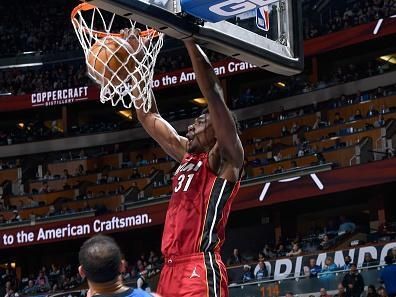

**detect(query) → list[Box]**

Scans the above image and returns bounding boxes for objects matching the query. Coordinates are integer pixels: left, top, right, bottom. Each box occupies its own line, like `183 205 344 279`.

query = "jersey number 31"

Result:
174 174 195 192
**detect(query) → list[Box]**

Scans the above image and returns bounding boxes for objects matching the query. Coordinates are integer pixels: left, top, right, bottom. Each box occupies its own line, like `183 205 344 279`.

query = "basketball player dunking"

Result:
134 39 244 297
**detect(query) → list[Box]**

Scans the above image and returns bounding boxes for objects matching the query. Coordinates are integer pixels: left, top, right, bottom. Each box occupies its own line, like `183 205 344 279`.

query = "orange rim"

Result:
71 3 159 38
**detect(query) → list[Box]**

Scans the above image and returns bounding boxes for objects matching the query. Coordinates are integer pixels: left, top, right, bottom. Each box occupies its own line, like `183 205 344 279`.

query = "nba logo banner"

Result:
256 6 270 31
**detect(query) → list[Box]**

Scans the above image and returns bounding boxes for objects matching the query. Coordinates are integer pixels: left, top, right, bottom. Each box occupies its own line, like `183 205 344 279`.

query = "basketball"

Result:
86 36 136 85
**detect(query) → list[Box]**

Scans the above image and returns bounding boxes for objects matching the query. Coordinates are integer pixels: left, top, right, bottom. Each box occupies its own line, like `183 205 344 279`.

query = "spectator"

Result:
342 256 352 270
290 122 299 134
242 265 253 283
281 125 289 136
253 252 265 274
26 196 39 208
23 280 37 295
367 105 379 117
367 285 379 297
275 244 287 258
227 248 243 266
9 210 21 222
391 248 396 263
320 288 332 297
131 168 141 179
35 271 50 292
377 287 388 297
254 142 263 154
334 283 346 297
353 109 363 120
339 216 356 234
334 112 345 125
342 263 365 297
136 154 148 166
75 164 86 176
62 169 71 179
320 234 331 250
39 181 51 193
262 244 273 259
312 115 322 130
380 256 396 297
307 258 322 278
362 253 378 267
273 152 282 162
255 261 268 280
286 243 302 257
374 115 385 128
136 270 149 291
43 170 52 180
322 256 338 276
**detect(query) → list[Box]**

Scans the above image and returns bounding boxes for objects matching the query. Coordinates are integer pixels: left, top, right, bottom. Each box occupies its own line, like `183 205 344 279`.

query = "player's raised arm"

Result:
184 40 243 168
134 91 188 163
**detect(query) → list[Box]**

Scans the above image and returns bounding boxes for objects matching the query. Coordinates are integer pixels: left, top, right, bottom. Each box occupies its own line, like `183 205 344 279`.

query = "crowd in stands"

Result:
0 63 89 96
0 56 394 147
0 263 83 297
303 0 396 39
0 0 394 96
0 249 163 297
232 59 393 109
242 85 395 176
0 0 79 58
1 0 393 58
1 81 396 222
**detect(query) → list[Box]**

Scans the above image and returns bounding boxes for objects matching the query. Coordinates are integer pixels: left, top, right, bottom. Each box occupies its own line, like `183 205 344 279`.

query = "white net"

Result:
71 3 164 112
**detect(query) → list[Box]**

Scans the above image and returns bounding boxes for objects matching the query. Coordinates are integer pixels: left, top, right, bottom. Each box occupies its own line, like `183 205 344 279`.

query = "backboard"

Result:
80 0 303 75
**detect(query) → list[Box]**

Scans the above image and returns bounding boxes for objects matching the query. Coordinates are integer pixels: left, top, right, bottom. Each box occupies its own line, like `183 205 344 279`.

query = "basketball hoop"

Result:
71 3 164 112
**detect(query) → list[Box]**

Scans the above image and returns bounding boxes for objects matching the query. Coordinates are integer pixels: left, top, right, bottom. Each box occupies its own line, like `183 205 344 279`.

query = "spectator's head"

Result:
325 256 334 266
258 261 265 270
384 255 393 265
28 280 34 288
258 252 265 261
292 243 300 252
355 109 361 116
337 283 345 294
367 285 376 295
285 292 294 297
320 288 328 297
350 262 357 273
243 265 251 272
309 258 316 267
364 253 373 263
78 235 122 284
344 255 351 264
233 248 239 256
377 286 387 297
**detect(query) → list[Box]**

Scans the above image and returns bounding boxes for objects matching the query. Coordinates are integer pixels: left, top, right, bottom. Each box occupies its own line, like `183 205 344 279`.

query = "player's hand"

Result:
120 28 148 61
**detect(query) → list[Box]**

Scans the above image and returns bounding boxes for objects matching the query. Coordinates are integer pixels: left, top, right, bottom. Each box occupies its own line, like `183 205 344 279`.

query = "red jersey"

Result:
161 152 240 257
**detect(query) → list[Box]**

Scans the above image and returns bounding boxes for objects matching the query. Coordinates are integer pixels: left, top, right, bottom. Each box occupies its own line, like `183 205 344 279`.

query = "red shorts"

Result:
156 252 229 297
